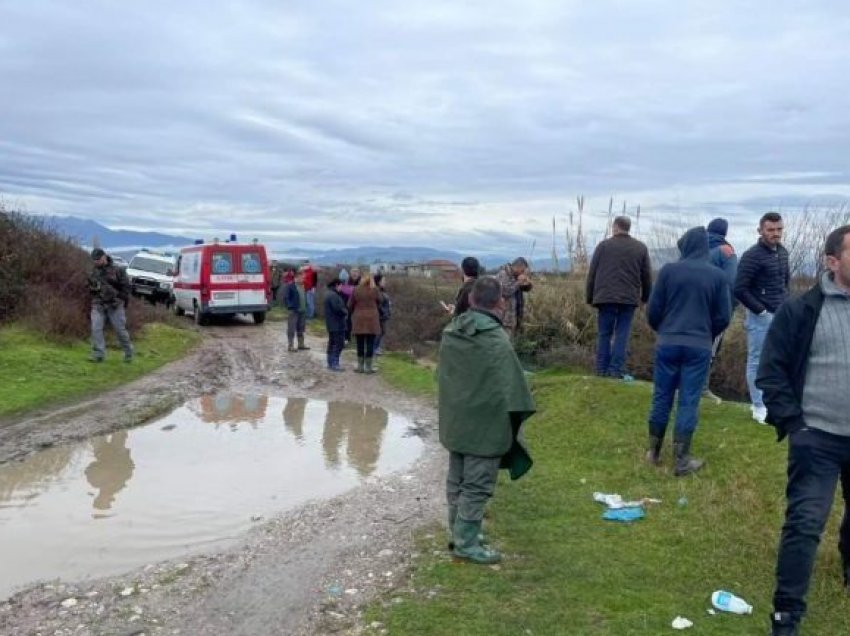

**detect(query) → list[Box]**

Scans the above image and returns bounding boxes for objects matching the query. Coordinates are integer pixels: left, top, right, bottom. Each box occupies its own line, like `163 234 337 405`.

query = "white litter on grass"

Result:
707 609 717 615
60 598 78 608
671 616 693 630
593 492 662 509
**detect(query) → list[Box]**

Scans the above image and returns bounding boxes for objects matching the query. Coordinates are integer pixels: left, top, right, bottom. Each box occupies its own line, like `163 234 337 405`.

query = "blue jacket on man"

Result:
284 282 303 312
707 217 739 311
647 227 732 349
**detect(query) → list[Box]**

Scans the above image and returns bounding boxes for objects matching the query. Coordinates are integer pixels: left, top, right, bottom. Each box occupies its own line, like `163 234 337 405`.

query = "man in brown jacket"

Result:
586 216 652 378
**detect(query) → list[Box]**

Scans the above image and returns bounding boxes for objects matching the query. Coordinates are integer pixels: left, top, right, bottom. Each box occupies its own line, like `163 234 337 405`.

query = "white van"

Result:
126 249 177 305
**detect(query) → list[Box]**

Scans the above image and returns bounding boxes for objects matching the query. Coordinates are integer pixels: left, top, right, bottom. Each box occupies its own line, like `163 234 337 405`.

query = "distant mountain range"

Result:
43 215 193 248
40 215 560 270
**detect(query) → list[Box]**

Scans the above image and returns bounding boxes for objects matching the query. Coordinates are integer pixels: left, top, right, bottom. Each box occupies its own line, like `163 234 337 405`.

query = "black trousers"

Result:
327 330 345 359
356 334 376 358
774 427 850 618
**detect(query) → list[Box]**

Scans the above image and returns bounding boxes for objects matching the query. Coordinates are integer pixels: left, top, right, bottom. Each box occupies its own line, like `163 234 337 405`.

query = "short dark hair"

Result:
374 273 384 285
613 216 631 233
327 277 342 288
760 211 782 226
470 276 502 310
511 256 529 268
825 225 850 257
461 256 480 278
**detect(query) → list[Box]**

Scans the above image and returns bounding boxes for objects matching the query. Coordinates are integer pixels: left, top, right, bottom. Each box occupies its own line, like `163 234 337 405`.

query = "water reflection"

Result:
192 393 269 428
0 446 75 508
283 397 307 442
0 395 421 600
84 431 134 514
322 402 388 477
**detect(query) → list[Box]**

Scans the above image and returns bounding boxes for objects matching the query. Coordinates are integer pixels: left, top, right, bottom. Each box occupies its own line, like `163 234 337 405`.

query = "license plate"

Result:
214 292 236 300
137 288 152 294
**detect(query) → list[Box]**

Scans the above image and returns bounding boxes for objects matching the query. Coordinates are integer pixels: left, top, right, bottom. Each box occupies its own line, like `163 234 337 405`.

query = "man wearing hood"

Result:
438 276 536 564
703 218 739 403
645 228 731 476
757 225 850 636
88 248 133 363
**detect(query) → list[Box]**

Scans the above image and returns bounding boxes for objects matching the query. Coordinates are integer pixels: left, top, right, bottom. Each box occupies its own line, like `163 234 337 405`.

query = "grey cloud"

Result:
3 0 850 254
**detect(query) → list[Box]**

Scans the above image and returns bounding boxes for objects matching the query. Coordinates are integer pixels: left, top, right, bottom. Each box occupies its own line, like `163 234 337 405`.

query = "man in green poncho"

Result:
438 276 536 565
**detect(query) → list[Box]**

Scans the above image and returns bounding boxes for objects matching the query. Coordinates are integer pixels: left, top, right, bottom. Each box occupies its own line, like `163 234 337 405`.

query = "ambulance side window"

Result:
212 252 233 274
242 252 261 274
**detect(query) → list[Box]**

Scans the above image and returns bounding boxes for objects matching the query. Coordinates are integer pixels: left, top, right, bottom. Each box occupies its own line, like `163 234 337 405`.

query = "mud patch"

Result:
0 393 423 600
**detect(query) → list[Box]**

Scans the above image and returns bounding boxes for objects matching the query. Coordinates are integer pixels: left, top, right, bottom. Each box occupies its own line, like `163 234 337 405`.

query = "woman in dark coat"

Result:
347 273 382 374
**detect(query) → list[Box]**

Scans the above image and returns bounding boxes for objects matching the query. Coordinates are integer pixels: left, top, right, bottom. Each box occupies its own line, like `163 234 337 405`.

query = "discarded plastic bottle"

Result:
711 590 752 615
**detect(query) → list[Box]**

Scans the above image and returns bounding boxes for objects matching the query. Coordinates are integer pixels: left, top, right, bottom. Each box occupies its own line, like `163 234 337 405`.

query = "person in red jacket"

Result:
301 261 318 319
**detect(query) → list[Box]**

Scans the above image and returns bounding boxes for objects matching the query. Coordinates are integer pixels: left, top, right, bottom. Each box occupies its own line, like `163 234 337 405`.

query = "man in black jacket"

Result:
586 216 652 378
756 225 850 636
324 278 348 371
88 248 133 363
734 211 790 423
645 227 731 476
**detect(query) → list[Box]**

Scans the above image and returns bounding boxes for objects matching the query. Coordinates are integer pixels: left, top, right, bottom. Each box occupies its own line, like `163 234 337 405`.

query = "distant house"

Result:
369 262 408 276
424 259 462 280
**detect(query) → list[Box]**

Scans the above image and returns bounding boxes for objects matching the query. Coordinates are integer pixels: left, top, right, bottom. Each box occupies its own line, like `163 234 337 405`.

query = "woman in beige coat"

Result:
347 274 382 373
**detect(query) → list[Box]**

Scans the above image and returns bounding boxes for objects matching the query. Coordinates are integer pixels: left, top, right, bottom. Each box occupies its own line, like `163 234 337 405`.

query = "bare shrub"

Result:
0 203 173 340
782 203 850 279
382 277 453 351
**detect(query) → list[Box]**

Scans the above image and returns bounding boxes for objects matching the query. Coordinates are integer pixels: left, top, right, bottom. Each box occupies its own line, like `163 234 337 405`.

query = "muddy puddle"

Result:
0 394 423 600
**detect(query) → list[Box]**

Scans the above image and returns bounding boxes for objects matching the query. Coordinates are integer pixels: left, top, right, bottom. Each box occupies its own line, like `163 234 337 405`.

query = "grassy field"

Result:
368 366 850 635
0 323 201 417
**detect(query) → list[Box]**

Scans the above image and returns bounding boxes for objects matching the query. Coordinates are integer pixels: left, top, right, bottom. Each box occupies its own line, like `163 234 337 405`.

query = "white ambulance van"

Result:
172 238 271 325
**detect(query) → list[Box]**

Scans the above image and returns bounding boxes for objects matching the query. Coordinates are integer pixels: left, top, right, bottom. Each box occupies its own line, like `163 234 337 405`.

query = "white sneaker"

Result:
752 405 768 424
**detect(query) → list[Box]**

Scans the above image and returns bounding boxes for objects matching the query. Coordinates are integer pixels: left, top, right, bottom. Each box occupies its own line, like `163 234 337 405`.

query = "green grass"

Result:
378 353 437 398
0 323 201 417
368 369 850 635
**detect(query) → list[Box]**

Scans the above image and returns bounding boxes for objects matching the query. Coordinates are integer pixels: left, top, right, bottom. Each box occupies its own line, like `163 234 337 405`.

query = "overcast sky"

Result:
2 0 850 255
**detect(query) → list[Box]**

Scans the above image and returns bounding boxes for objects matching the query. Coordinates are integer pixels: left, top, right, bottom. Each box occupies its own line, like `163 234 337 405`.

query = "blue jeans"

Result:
305 289 316 319
91 304 133 360
595 303 636 377
648 345 711 438
745 310 773 409
774 427 850 619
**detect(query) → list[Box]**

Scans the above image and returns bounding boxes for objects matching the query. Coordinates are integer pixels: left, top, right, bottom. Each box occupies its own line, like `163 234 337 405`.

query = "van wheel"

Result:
252 311 266 325
193 304 208 326
173 299 184 316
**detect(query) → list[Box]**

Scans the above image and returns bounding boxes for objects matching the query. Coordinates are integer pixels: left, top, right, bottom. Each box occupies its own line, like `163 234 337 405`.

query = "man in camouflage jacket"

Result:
88 248 133 362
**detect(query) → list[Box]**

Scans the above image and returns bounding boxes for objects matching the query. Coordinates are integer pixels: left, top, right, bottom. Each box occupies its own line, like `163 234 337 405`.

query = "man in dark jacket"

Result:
438 276 535 565
645 227 731 476
586 216 652 378
447 256 480 317
284 271 309 352
703 218 739 403
734 211 790 423
324 278 348 371
756 225 850 636
88 248 134 362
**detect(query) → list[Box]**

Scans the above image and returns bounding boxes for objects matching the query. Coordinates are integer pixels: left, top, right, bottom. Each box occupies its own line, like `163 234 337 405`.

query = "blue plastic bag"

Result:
602 506 645 522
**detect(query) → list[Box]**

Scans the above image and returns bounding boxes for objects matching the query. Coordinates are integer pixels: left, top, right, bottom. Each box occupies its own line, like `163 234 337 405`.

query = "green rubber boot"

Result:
354 357 365 373
451 518 501 565
364 356 376 374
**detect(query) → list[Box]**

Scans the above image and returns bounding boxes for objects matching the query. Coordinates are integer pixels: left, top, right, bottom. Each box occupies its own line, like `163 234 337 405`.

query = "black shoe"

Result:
673 435 704 477
770 612 799 636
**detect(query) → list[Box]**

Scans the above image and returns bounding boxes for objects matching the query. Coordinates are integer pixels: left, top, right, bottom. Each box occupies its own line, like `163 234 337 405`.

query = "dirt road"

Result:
0 321 443 636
